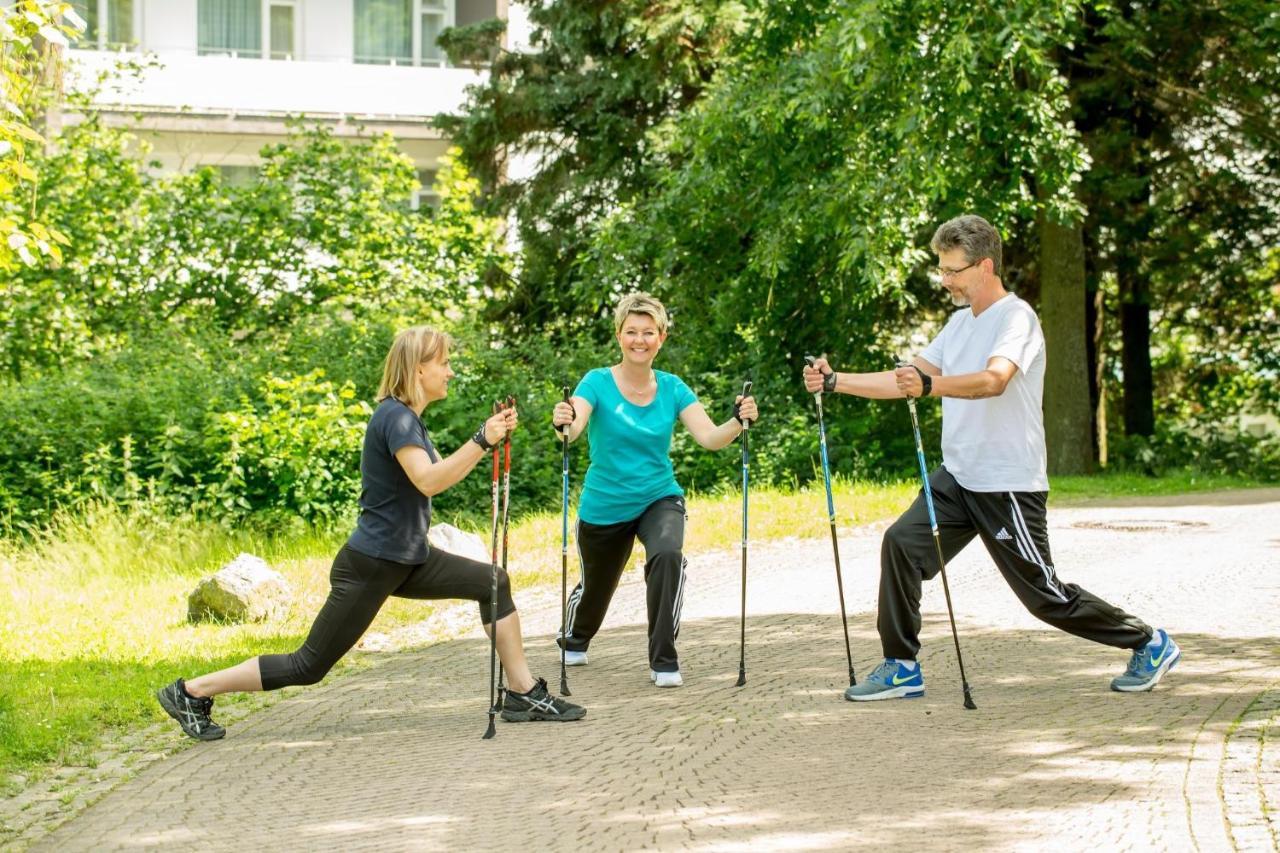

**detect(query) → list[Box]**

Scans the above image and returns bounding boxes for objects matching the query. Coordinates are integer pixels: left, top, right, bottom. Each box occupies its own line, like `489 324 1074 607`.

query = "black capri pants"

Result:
260 545 515 691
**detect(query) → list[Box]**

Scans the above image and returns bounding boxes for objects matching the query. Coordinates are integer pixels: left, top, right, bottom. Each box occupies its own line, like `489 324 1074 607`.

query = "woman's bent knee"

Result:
477 568 517 624
259 651 333 690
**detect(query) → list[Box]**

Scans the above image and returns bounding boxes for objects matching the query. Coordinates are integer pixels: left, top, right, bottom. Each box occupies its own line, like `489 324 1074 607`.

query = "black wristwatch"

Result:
822 370 837 394
910 365 933 397
471 424 495 451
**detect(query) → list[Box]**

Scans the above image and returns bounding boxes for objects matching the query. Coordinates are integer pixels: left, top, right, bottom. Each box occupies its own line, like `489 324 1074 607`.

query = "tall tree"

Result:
1064 0 1280 438
438 0 750 338
447 0 1099 475
445 0 1278 479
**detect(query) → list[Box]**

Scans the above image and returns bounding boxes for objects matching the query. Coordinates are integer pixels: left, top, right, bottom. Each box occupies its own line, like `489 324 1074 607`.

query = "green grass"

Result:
1 470 1274 788
1049 470 1272 502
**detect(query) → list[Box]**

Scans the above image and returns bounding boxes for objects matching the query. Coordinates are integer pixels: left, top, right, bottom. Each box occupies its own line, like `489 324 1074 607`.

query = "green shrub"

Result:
202 371 371 524
1108 418 1280 480
0 325 254 531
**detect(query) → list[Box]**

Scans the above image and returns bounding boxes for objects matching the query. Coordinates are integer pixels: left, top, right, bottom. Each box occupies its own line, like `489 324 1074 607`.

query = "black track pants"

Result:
878 467 1153 661
561 495 688 673
259 545 515 691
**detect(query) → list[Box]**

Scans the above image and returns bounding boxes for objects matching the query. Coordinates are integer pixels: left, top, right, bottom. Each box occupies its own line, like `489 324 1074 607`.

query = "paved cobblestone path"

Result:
37 495 1280 851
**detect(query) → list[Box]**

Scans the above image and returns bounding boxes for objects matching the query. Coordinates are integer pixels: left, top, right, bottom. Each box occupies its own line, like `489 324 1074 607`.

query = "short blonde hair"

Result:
376 326 452 408
613 292 669 335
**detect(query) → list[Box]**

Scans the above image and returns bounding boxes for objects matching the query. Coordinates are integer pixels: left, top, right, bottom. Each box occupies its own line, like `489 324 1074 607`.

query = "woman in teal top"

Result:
552 293 758 687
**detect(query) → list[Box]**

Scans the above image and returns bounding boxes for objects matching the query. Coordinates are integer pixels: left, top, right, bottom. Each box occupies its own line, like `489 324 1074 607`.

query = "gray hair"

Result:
930 215 1002 277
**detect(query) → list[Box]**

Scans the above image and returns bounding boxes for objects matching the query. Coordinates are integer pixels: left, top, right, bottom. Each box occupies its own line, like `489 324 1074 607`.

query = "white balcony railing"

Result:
67 49 485 119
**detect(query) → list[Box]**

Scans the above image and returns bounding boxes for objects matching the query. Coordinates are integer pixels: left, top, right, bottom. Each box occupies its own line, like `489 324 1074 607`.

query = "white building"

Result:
62 0 523 205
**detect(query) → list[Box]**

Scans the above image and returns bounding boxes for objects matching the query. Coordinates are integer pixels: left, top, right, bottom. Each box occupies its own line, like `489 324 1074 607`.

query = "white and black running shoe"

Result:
156 678 226 741
500 678 586 722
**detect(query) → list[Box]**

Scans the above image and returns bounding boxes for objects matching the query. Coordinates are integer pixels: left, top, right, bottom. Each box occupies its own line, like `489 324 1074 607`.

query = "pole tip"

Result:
560 680 572 696
482 719 496 739
963 689 977 710
735 670 746 687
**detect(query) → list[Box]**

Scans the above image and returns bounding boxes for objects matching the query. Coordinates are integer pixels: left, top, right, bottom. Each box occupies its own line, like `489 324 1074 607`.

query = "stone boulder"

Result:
428 522 491 563
188 553 293 623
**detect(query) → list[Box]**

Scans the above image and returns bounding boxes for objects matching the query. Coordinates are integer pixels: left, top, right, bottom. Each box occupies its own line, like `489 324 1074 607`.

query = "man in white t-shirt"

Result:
803 215 1180 702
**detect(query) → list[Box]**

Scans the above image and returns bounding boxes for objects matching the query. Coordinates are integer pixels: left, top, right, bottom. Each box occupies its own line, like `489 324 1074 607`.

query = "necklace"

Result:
614 368 655 400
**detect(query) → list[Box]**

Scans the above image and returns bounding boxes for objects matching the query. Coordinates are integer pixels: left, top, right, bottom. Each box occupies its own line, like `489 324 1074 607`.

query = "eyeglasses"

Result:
934 260 981 279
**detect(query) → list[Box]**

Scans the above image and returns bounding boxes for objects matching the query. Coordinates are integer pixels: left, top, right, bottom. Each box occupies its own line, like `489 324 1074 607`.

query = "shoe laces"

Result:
1124 648 1147 676
871 660 899 684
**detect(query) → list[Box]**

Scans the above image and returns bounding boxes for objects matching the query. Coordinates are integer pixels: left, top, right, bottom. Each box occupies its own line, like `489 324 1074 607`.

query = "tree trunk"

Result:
1088 285 1108 466
1037 210 1096 475
1120 275 1155 437
1082 220 1108 466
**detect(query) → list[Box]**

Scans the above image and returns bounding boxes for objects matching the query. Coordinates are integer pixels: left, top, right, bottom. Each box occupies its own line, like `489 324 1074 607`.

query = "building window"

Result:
215 165 259 187
354 0 452 67
71 0 134 49
198 0 261 57
268 2 297 60
198 0 299 60
419 0 446 66
411 168 440 212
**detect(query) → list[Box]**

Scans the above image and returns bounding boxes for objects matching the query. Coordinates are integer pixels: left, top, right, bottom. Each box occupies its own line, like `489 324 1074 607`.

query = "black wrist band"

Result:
471 424 494 451
910 365 932 397
733 402 747 425
822 371 837 394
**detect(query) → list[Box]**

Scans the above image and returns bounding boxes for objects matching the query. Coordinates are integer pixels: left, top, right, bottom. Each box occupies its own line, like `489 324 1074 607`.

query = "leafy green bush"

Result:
203 371 371 525
0 325 254 530
1108 419 1280 480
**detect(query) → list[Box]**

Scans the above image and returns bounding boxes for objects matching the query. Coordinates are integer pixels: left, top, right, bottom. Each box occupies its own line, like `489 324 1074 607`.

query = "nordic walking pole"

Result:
496 395 515 710
804 356 856 687
483 401 502 740
899 364 977 711
736 380 753 687
557 385 573 696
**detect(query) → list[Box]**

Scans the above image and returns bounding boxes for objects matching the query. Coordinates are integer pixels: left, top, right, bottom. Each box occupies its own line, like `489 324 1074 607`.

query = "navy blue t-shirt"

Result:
346 397 439 563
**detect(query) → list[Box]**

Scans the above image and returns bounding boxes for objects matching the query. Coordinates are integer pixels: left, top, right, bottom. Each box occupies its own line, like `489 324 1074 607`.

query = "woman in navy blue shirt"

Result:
157 326 584 740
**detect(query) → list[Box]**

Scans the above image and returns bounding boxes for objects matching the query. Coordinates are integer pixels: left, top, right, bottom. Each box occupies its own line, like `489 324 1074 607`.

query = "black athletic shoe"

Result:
156 678 226 741
500 677 586 723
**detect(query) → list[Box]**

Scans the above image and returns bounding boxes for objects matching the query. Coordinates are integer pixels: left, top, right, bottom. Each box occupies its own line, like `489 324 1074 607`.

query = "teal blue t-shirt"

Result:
575 367 699 524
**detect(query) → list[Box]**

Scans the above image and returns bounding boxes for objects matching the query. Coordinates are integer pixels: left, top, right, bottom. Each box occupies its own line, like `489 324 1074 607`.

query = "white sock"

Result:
894 659 918 671
1147 630 1164 648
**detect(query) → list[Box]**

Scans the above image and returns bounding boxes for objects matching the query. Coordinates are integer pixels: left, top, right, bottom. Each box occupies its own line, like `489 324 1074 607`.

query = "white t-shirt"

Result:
919 293 1048 493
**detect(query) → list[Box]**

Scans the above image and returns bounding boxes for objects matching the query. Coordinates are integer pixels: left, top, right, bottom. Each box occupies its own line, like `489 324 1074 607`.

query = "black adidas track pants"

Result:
878 467 1153 661
560 495 688 673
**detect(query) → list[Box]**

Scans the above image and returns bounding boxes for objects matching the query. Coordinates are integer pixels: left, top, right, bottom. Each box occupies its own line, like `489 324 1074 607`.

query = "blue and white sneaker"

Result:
1111 628 1181 692
844 659 924 702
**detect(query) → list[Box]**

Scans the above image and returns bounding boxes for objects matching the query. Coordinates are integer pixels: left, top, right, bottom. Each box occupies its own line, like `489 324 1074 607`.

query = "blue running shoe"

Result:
1111 628 1181 692
844 659 924 702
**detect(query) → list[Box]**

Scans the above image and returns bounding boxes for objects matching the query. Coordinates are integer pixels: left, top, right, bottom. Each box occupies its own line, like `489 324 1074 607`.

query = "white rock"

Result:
188 553 293 623
428 522 491 563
